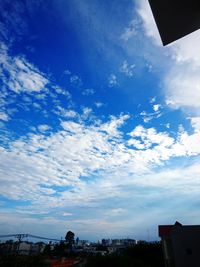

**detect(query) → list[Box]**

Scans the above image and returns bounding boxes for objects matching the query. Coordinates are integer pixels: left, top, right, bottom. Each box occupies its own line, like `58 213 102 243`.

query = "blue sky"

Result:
1 0 200 241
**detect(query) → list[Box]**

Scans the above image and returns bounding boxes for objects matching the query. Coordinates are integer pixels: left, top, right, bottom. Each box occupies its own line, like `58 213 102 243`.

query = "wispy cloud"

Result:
0 43 48 94
55 107 78 119
0 112 9 121
140 110 162 123
108 74 118 87
38 124 51 132
120 60 135 77
1 114 200 209
82 88 95 95
0 0 28 42
63 212 73 216
137 0 162 46
137 0 200 115
0 42 72 122
1 0 200 240
165 63 200 112
120 19 137 41
70 75 82 87
190 117 200 130
95 102 104 108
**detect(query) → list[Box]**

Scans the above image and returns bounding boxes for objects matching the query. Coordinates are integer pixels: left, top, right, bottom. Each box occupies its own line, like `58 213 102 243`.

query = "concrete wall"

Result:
171 227 200 267
161 226 200 267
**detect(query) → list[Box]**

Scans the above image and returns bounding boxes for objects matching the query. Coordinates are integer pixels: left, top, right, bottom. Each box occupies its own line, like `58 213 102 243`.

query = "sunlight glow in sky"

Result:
1 0 200 241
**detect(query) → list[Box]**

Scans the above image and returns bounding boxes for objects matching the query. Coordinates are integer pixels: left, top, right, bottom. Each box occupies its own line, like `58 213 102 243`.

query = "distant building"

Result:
111 239 121 246
18 242 31 255
111 238 136 247
159 222 200 267
77 240 90 247
0 240 46 255
101 239 111 246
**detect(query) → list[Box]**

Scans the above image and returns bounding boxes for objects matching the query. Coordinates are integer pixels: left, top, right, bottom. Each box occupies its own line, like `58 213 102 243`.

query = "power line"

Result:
0 233 60 242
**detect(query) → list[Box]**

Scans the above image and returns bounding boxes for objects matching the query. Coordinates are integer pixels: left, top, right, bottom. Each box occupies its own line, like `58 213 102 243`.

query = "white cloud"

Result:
106 208 125 216
108 74 117 87
164 64 200 111
137 0 162 46
38 124 50 132
65 110 78 118
0 115 133 207
63 69 71 75
100 114 129 137
150 97 156 104
70 75 82 86
0 43 73 121
1 1 200 239
120 60 135 77
137 1 200 114
33 102 42 110
0 43 48 94
82 107 92 119
53 85 71 98
95 102 104 108
1 115 200 206
170 31 200 67
1 114 200 238
190 117 200 131
0 112 9 121
63 212 73 216
128 125 174 150
56 108 78 118
140 110 162 123
120 19 137 41
152 104 161 112
82 88 95 95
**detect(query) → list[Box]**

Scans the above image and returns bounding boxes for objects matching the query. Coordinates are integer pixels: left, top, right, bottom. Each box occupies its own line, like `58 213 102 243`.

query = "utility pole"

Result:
15 234 28 254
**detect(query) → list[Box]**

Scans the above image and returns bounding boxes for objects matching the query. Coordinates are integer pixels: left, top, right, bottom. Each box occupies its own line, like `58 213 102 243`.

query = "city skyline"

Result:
0 0 200 241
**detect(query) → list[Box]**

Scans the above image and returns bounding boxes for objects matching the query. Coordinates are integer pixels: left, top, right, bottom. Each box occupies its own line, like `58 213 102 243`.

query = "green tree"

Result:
65 231 75 250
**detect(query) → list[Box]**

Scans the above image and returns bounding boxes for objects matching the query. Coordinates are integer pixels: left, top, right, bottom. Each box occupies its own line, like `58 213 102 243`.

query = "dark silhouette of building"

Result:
148 0 200 45
159 222 200 267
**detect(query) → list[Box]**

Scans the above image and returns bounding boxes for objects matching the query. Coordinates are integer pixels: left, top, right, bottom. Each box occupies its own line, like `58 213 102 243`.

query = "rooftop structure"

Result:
148 0 200 45
159 222 200 267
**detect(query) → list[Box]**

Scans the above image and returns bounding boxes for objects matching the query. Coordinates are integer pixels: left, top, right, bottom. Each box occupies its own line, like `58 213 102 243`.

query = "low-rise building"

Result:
159 222 200 267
